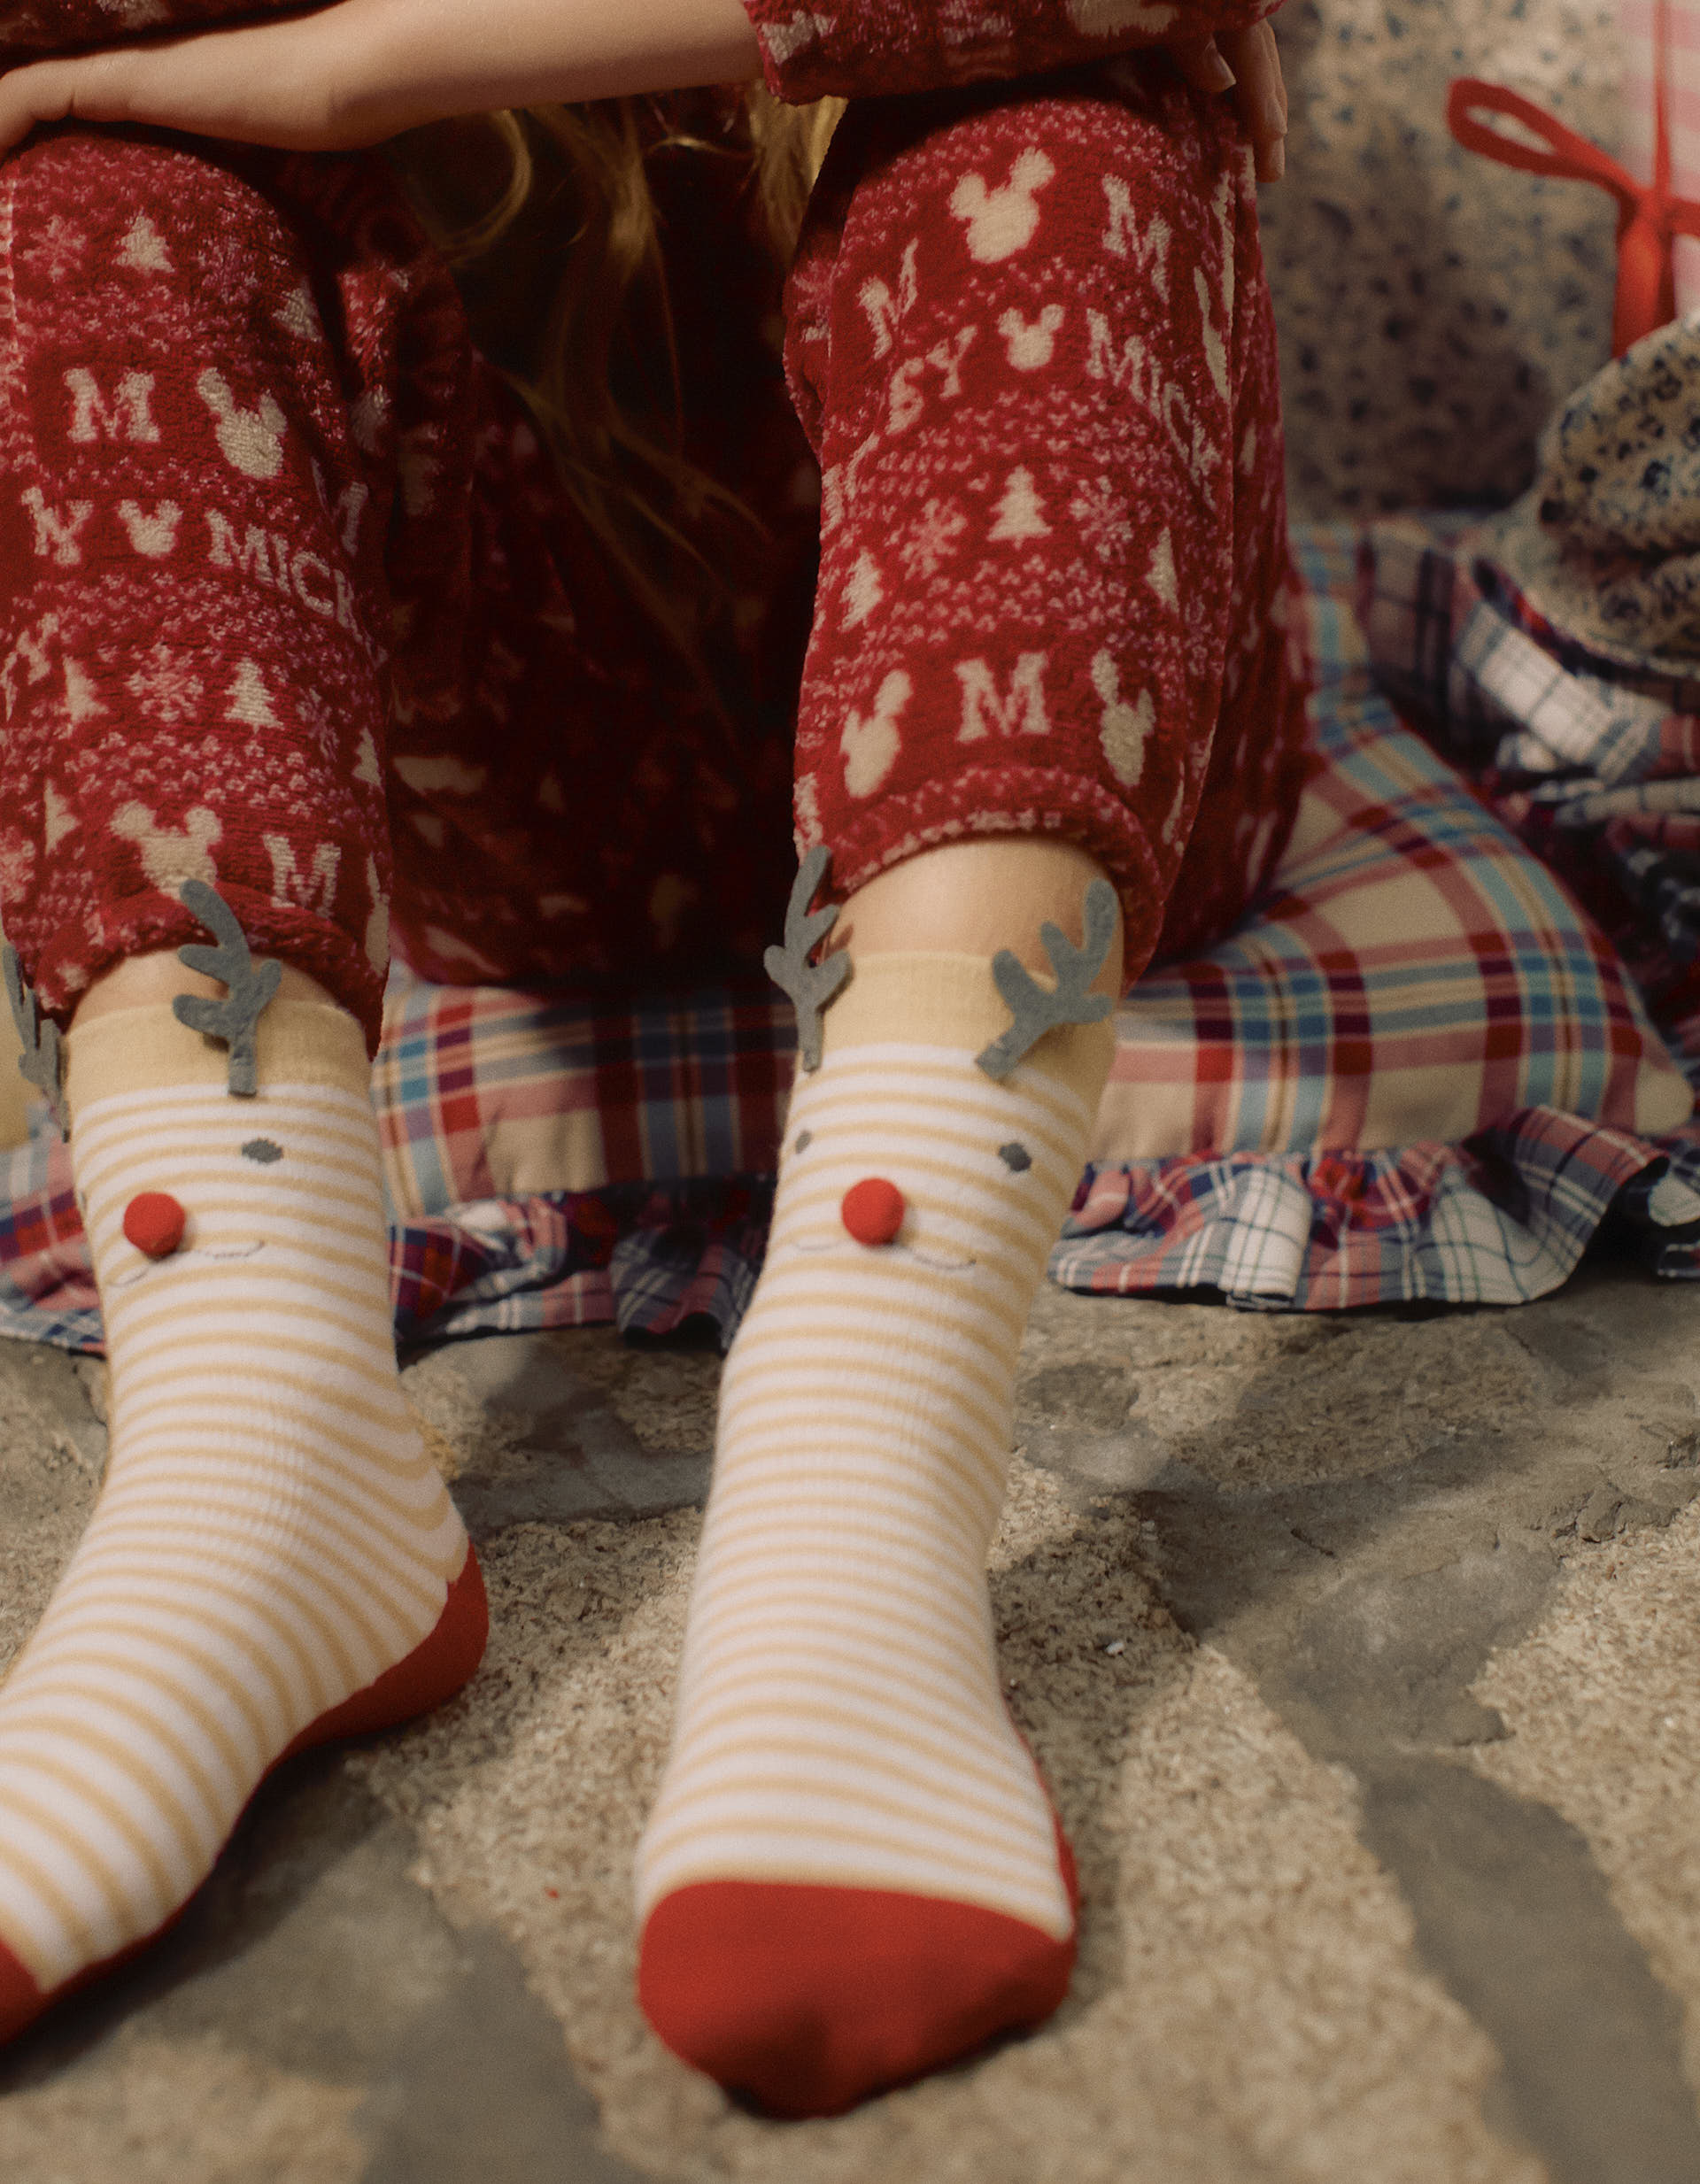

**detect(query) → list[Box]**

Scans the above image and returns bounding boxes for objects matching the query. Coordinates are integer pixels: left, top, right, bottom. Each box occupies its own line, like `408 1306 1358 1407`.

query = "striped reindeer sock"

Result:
636 946 1114 2116
0 934 484 2043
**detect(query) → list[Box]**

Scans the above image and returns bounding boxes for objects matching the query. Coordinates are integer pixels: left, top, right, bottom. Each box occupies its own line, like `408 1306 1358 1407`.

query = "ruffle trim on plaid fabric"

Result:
1054 1104 1700 1310
1047 524 1700 1307
10 1081 1698 1348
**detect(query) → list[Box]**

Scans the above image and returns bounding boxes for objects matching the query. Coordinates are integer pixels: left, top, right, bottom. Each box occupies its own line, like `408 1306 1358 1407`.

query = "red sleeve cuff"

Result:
3 0 303 58
744 0 1280 104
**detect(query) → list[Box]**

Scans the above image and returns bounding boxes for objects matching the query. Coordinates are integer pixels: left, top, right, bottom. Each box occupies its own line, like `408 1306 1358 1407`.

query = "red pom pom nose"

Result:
123 1192 187 1260
841 1177 906 1246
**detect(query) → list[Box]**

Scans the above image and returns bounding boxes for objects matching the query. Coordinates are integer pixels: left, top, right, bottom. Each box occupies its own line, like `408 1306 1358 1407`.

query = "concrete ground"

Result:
2 1258 1699 2183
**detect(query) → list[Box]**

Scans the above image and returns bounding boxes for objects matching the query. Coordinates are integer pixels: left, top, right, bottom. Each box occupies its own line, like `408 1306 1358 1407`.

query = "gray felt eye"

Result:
794 1130 815 1154
998 1141 1032 1172
241 1138 283 1165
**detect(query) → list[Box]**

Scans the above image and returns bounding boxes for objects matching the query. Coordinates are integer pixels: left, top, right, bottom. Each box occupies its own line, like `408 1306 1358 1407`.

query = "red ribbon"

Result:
1449 0 1700 355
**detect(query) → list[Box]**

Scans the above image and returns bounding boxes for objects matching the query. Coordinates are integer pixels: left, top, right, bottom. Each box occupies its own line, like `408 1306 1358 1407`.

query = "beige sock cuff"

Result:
65 1000 371 1115
820 953 1117 1109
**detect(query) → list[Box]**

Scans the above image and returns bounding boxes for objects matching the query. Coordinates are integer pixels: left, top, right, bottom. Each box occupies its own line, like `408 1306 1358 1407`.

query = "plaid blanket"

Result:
7 519 1700 1352
1057 522 1700 1308
1352 509 1700 1273
1100 557 1691 1162
1361 515 1700 1007
1055 1108 1696 1312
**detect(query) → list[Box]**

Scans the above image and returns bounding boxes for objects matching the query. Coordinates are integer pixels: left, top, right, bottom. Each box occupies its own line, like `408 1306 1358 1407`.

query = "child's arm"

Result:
0 0 766 149
0 0 1284 173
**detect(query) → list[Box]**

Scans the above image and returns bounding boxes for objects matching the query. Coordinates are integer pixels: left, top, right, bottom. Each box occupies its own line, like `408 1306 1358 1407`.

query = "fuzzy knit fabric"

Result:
0 999 485 2044
0 62 1303 1042
0 122 810 1046
637 955 1114 2115
740 0 1281 103
784 72 1309 974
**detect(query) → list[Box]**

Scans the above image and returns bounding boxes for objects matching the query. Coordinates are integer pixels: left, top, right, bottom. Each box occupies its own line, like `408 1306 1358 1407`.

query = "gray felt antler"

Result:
3 944 66 1136
764 845 851 1072
975 878 1117 1081
172 879 282 1098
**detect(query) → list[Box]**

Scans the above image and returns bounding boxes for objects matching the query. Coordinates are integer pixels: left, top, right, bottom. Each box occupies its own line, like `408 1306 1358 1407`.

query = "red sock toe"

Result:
0 1044 488 2056
630 1001 1109 2113
279 1542 489 1763
0 1938 44 2047
0 1547 487 2053
638 1869 1077 2118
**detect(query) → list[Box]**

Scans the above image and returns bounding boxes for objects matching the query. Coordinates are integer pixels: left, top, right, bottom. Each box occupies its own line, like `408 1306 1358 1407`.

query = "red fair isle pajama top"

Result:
0 0 1309 1051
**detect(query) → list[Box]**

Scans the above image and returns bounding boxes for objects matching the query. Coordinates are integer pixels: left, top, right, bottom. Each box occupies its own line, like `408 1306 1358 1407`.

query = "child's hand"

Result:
0 0 1288 166
1168 19 1287 181
0 0 763 153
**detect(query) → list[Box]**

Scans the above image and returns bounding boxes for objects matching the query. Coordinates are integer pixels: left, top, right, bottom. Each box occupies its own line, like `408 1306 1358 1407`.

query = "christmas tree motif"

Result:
226 660 281 728
989 466 1050 543
117 212 174 274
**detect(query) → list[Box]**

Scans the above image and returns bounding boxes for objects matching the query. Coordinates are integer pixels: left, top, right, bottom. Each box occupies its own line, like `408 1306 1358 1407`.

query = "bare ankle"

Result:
72 949 338 1030
832 838 1126 992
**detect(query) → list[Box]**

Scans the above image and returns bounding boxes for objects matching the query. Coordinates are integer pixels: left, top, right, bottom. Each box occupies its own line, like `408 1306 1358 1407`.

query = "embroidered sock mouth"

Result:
786 1234 979 1271
112 1239 267 1285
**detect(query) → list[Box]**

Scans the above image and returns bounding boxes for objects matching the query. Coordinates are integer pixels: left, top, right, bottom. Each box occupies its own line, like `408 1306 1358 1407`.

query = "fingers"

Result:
0 47 180 156
1165 35 1237 95
0 47 214 156
0 23 351 158
0 59 81 155
1165 21 1288 183
1218 19 1288 182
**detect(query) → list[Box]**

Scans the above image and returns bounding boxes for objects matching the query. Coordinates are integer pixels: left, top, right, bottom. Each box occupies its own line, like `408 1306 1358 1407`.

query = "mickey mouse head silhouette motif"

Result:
948 148 1056 265
197 368 288 482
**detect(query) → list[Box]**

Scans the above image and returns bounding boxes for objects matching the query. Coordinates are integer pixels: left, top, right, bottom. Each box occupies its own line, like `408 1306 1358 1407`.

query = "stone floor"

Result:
2 1257 1699 2182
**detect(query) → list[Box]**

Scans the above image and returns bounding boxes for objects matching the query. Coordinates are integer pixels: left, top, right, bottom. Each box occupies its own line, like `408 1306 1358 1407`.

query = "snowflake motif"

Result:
397 426 441 518
1067 477 1139 567
126 644 205 726
294 686 335 752
897 498 969 579
939 0 1012 41
0 829 35 898
786 254 836 341
23 218 86 282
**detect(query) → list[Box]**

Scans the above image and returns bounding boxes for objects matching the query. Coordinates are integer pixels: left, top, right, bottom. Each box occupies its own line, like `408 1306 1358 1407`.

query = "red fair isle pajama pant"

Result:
0 70 1308 1053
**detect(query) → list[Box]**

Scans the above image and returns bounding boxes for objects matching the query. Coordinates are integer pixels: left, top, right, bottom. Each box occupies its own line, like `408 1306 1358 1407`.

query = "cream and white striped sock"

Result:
0 1000 484 2041
636 953 1113 2116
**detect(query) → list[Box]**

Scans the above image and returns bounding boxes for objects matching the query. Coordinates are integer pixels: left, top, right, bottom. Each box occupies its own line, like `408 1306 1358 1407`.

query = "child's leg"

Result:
0 129 491 2042
637 68 1307 2114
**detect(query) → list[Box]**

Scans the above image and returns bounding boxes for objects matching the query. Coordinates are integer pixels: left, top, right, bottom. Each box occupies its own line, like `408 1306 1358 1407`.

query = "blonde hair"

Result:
388 89 842 675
